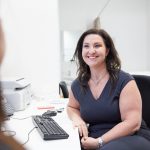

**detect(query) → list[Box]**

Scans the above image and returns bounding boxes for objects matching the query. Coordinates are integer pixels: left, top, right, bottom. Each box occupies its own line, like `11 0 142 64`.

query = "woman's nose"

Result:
89 47 96 54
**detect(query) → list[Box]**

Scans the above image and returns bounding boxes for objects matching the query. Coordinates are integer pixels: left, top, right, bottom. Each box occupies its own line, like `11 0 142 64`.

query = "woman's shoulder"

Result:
117 70 134 89
118 70 134 81
70 78 84 100
71 78 80 89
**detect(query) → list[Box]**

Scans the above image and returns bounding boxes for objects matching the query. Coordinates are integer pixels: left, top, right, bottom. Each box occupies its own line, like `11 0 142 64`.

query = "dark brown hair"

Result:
0 21 5 124
73 28 121 89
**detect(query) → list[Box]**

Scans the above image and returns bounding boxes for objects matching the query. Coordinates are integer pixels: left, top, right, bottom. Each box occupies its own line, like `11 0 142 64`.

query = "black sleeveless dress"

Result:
71 70 150 150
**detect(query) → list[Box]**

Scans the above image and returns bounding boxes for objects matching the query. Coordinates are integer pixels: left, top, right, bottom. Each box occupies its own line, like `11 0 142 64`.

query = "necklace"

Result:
91 72 107 85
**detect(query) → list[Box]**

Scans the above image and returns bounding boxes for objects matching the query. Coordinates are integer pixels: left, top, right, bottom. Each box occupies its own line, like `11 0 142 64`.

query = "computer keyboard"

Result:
32 115 69 140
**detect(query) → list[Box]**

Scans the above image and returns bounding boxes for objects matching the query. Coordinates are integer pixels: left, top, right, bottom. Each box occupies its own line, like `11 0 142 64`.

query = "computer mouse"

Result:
57 108 64 113
42 110 57 117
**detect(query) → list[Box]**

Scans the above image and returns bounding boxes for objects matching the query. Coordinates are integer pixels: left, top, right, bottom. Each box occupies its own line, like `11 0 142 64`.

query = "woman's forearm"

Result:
67 105 88 137
100 119 141 144
67 105 82 121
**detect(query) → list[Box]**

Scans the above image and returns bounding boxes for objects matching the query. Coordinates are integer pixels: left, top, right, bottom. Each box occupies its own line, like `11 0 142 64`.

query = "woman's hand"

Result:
81 137 99 150
72 118 88 137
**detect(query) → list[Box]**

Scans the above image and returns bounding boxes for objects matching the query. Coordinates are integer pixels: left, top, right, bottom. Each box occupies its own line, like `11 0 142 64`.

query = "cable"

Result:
10 116 32 120
2 129 16 137
21 127 37 145
3 116 37 145
94 0 112 29
98 0 112 16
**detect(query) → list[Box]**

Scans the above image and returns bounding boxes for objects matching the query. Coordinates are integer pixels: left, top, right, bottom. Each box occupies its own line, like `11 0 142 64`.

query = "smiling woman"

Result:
67 28 150 150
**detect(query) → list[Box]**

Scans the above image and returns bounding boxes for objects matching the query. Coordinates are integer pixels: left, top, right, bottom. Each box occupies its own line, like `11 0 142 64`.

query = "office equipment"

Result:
42 110 57 117
32 115 69 140
133 75 150 128
56 108 64 113
37 106 55 110
4 98 81 150
1 78 32 111
2 97 14 117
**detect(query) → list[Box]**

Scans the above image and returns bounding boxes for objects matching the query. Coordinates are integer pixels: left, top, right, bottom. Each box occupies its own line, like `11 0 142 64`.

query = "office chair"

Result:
59 81 69 98
133 75 150 128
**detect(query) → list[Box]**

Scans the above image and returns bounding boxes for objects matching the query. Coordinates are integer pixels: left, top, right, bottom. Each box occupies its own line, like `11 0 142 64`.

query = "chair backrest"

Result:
59 81 69 98
133 75 150 128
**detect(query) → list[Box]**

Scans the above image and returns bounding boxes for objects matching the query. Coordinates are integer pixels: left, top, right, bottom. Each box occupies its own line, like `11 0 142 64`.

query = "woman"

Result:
67 28 150 150
0 20 24 150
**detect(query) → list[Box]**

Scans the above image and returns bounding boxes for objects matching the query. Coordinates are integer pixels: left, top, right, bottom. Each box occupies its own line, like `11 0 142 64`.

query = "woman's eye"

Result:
83 45 89 48
95 44 101 48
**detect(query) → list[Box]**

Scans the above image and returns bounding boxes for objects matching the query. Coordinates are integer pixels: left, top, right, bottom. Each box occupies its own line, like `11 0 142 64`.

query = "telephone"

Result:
1 78 32 111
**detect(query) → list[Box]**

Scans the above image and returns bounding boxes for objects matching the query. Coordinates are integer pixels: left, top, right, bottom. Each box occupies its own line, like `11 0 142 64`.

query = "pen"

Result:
37 106 55 110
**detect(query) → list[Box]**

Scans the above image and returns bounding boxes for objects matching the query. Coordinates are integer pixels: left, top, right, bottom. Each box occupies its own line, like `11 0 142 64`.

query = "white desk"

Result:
4 99 81 150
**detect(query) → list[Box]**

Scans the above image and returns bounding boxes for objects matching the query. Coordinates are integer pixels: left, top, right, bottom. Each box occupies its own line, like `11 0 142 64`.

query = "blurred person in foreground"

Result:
0 19 24 150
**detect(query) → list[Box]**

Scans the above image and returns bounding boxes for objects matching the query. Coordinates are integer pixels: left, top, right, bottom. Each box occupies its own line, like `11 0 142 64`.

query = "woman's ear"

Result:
106 48 109 57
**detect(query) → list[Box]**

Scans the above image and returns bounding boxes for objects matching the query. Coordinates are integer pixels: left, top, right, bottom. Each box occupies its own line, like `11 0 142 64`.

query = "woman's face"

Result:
82 34 109 69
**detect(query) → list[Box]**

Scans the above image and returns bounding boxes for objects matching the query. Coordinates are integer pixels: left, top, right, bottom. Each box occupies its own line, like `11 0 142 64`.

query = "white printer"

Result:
1 78 32 111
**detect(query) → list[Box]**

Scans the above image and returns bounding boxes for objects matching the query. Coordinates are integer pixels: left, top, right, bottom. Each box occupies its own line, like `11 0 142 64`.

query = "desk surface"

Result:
4 99 81 150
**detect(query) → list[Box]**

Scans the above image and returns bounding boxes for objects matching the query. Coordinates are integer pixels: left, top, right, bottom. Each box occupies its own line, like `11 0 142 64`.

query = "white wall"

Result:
101 0 148 72
59 0 150 80
147 0 150 70
0 0 149 95
0 0 60 97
